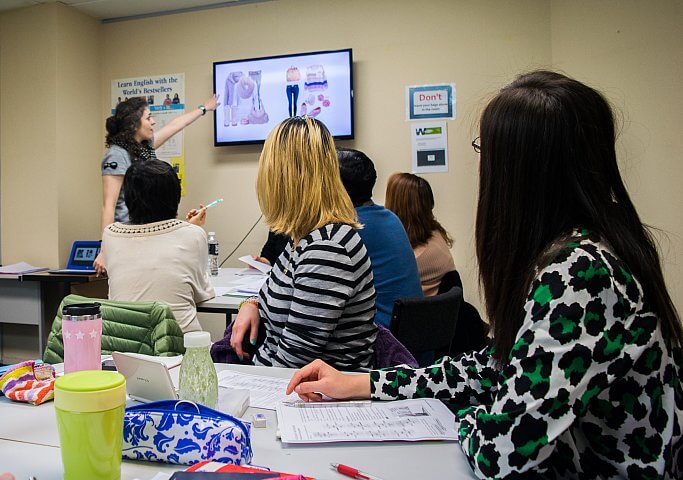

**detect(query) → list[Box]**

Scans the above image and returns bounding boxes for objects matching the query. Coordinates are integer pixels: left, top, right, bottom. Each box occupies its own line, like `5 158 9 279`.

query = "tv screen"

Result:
213 48 353 146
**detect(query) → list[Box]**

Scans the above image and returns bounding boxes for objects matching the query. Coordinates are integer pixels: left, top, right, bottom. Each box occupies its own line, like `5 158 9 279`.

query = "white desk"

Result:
198 268 267 327
0 363 477 480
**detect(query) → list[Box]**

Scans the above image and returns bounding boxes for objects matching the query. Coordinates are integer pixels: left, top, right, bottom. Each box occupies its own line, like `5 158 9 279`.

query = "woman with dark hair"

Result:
385 172 455 295
102 159 215 333
286 71 682 478
95 94 219 274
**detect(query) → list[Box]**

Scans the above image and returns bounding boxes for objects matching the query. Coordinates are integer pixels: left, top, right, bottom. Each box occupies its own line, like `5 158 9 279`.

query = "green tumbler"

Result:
54 370 126 480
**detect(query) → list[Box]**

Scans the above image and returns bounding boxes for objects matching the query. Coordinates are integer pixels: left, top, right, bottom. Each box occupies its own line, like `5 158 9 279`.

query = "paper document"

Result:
218 275 268 297
0 262 49 274
276 398 459 443
238 255 272 274
218 370 298 410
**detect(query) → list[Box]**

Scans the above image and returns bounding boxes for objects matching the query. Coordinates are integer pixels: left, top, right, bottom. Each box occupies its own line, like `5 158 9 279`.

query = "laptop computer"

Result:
112 351 250 416
49 240 100 274
112 351 181 403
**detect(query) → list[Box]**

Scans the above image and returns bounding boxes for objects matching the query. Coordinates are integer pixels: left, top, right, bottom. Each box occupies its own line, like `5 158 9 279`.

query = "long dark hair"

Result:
105 97 153 161
385 172 452 248
476 70 682 363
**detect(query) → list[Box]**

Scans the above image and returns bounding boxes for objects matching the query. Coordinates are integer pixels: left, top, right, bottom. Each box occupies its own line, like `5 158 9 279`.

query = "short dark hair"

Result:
476 70 681 362
123 160 180 224
337 148 377 206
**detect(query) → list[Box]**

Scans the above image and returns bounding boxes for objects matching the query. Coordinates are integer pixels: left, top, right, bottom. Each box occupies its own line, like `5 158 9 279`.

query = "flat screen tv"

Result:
213 48 353 146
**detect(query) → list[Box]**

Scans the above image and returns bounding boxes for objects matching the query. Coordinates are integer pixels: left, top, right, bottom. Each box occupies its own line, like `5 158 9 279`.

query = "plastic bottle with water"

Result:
178 331 218 408
207 231 219 276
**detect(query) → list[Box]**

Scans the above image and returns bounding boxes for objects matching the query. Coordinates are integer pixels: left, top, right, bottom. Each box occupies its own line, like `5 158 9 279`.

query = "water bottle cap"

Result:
184 331 211 348
62 302 101 317
208 232 216 236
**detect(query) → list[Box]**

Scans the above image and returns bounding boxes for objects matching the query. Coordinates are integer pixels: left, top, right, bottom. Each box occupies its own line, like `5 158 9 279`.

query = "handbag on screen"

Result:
122 399 252 466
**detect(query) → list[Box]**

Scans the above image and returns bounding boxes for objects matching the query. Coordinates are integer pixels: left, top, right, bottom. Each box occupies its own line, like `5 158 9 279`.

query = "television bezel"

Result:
213 48 354 147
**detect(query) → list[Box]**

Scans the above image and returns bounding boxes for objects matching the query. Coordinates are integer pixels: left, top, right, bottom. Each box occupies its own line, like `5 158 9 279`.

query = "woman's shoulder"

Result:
101 144 131 173
534 229 643 307
305 223 360 247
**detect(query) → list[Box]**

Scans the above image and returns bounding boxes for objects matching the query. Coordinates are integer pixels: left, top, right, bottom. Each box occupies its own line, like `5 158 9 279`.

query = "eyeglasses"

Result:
471 137 481 154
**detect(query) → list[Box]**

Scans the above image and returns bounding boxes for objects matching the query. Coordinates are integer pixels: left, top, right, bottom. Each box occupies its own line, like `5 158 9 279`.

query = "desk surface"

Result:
0 363 476 480
198 267 261 313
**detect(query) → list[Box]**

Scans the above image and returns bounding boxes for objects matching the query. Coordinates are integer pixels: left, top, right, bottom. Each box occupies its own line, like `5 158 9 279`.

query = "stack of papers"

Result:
276 398 459 444
218 370 298 410
0 262 48 275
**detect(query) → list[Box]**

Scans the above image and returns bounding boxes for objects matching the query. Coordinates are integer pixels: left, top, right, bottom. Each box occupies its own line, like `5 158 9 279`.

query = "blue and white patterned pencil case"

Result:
122 400 252 466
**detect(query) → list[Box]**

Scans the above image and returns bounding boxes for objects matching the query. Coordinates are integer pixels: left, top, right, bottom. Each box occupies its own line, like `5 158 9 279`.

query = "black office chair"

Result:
438 270 463 294
390 286 463 367
436 271 488 358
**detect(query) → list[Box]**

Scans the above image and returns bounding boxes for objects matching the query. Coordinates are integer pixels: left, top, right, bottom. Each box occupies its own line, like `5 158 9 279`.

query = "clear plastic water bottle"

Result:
207 231 219 276
178 331 218 409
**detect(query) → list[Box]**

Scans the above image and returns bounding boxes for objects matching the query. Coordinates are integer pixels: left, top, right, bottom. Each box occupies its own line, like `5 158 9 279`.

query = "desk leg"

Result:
39 282 71 356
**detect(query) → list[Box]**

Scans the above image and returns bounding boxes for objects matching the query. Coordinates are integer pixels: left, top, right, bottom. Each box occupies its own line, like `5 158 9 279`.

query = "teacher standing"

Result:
94 94 219 274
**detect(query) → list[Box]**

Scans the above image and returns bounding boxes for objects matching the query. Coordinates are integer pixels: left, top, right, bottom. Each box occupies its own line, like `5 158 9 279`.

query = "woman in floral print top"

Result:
287 71 682 479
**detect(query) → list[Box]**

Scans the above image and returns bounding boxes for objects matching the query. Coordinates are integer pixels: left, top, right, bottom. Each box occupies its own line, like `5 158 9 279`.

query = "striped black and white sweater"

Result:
253 223 378 371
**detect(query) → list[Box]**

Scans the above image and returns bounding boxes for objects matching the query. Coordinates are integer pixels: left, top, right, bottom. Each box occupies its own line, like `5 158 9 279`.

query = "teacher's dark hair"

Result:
124 159 180 224
476 70 682 363
105 97 150 160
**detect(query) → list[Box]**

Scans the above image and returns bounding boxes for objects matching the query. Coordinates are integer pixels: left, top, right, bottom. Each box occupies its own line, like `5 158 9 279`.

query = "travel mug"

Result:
62 302 102 374
54 370 126 480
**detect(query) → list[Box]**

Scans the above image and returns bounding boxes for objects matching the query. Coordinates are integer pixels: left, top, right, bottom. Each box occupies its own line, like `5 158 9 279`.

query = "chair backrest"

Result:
372 324 418 369
438 270 463 295
390 287 463 358
43 294 185 364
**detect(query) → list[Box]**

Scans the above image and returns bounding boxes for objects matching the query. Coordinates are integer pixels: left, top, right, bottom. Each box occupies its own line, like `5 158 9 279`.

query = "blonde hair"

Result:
257 117 359 241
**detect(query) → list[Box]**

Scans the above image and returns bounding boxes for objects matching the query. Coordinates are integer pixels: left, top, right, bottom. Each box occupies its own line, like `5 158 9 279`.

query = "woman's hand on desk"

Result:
230 302 260 360
286 359 371 402
186 204 206 226
94 250 106 276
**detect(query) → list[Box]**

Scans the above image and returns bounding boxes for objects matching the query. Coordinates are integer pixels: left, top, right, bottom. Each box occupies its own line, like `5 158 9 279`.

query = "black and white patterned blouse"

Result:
371 230 682 479
254 223 378 371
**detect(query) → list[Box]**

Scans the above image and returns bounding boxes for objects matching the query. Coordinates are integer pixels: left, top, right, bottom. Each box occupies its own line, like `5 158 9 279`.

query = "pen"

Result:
284 400 372 408
331 463 384 480
203 198 224 209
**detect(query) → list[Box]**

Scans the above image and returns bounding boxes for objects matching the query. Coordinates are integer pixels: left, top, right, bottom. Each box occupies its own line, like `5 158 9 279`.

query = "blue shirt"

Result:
356 204 423 327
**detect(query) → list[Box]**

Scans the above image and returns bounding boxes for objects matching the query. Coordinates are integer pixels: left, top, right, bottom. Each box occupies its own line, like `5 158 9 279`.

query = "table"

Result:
0 272 106 357
197 268 265 325
0 364 477 480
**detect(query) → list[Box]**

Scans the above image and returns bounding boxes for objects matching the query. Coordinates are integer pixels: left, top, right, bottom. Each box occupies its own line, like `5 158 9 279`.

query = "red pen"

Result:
330 463 385 480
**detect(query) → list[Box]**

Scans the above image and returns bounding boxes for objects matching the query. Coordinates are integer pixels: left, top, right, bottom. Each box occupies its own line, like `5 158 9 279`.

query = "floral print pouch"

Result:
122 399 252 466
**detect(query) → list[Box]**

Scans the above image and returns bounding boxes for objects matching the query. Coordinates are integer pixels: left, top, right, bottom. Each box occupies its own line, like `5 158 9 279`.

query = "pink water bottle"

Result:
62 303 102 374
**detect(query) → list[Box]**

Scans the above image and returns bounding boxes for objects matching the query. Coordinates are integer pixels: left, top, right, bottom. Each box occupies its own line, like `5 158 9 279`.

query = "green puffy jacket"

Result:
43 294 185 364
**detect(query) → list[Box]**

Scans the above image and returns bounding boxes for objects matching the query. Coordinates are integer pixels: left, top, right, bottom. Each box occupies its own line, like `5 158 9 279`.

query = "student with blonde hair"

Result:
230 116 377 371
385 173 455 295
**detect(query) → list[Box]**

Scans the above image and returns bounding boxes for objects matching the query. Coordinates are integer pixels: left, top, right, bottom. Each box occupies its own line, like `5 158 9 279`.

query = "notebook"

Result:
49 240 101 274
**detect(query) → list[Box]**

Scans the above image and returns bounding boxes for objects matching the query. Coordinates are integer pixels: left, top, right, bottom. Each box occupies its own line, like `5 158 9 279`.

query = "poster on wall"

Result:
411 121 448 174
406 83 455 120
111 73 187 194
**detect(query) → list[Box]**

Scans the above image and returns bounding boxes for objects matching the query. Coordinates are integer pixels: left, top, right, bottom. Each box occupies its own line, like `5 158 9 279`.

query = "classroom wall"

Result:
550 0 683 315
0 3 101 268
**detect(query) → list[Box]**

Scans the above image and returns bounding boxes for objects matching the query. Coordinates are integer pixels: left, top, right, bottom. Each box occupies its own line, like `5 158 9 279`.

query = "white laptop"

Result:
112 351 180 403
112 351 250 416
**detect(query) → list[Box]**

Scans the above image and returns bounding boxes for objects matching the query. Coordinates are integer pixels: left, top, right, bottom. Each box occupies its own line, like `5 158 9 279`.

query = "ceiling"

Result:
0 0 270 22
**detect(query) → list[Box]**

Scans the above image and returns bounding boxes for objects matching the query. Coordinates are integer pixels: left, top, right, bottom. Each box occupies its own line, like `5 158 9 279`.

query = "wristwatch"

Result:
198 105 207 115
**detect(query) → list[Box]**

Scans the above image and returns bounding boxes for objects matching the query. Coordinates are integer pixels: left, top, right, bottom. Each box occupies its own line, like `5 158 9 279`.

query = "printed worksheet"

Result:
218 370 298 410
276 398 459 443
